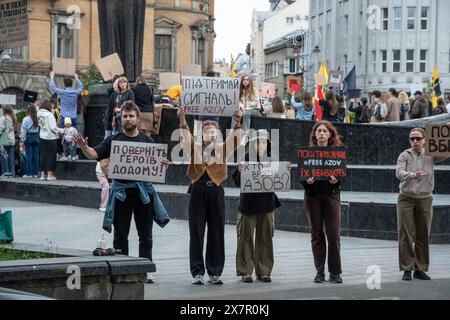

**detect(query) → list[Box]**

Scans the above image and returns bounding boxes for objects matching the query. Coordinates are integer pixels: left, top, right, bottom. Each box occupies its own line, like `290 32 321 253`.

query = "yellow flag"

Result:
230 54 238 78
432 64 443 108
319 61 329 84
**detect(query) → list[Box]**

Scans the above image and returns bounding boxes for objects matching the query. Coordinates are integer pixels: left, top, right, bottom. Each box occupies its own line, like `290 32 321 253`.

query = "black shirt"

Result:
94 132 154 184
133 84 154 112
319 100 339 122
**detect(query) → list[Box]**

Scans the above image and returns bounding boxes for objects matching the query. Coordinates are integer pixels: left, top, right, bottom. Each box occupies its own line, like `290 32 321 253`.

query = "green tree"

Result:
80 64 103 89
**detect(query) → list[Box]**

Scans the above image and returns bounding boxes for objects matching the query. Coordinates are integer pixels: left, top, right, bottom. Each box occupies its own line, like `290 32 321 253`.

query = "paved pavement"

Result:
1 198 450 300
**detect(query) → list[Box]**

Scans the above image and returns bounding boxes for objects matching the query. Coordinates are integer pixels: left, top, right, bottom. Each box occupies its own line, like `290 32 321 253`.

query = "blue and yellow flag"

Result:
432 64 443 108
230 54 238 78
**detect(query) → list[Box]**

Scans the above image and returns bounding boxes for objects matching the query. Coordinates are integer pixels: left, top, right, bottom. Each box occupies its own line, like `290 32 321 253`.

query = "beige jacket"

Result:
396 148 446 198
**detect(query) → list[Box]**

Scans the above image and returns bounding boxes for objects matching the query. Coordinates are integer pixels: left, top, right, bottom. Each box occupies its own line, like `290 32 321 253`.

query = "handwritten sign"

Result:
95 53 124 81
160 72 181 90
109 141 168 183
52 57 76 76
426 124 450 157
298 147 347 181
240 162 291 193
0 94 16 105
0 0 28 50
181 64 202 77
329 70 344 86
182 76 240 117
261 83 276 99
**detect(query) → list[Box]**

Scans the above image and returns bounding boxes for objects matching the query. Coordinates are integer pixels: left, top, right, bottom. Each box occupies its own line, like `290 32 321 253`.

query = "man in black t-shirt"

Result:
74 101 170 284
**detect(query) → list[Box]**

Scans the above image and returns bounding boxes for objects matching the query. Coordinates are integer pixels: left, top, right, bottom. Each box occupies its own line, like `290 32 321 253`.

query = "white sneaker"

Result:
60 156 67 161
22 175 33 179
208 275 223 285
145 272 154 284
192 275 205 285
99 207 106 213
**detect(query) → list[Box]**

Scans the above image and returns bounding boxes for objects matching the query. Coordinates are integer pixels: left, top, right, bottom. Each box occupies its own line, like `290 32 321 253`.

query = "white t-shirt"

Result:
446 103 450 114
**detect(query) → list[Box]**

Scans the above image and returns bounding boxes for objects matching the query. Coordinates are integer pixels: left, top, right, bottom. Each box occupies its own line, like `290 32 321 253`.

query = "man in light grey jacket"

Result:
396 127 448 281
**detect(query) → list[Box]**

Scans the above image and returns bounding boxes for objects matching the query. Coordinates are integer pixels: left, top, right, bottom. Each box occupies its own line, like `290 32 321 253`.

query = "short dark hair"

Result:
372 90 382 98
361 97 368 105
389 88 397 96
63 78 73 88
120 101 140 118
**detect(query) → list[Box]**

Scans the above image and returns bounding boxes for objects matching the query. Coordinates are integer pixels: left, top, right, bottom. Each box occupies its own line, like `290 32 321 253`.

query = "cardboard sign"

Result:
298 146 347 181
261 83 276 99
290 84 302 94
159 72 181 90
181 76 240 117
314 73 327 86
0 0 28 50
95 53 124 81
109 141 168 183
0 94 16 105
240 162 291 193
52 57 76 76
329 71 344 86
181 64 202 77
425 124 450 157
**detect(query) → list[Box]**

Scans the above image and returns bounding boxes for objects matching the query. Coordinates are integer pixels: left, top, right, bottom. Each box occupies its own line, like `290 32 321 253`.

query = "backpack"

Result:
374 102 387 121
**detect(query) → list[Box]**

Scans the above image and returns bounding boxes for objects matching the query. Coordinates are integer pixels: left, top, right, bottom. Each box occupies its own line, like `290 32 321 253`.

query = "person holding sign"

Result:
105 77 135 138
49 71 84 129
232 130 287 283
396 128 449 281
302 121 344 284
74 101 170 284
177 107 243 285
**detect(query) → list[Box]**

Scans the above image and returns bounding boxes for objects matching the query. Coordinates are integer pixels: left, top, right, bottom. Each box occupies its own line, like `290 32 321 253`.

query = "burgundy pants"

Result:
304 193 342 274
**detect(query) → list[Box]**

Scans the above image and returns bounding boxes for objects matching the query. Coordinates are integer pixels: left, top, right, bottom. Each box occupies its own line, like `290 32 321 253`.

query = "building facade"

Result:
0 0 215 108
308 0 450 95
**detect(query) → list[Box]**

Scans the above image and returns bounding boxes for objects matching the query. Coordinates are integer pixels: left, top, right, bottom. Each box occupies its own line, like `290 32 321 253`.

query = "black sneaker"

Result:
413 271 431 280
402 271 412 281
329 273 343 283
314 272 326 283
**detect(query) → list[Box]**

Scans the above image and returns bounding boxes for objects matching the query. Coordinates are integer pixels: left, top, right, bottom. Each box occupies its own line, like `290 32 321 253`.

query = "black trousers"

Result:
189 176 225 277
113 189 154 261
40 139 57 174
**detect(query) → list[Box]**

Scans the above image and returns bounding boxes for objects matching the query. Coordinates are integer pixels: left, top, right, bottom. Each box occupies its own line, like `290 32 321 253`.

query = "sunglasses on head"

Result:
410 137 424 142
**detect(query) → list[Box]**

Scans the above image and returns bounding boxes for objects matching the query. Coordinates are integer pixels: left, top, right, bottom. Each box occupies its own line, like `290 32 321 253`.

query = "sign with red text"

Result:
110 141 168 183
298 147 347 181
181 76 240 117
425 124 450 157
240 162 291 193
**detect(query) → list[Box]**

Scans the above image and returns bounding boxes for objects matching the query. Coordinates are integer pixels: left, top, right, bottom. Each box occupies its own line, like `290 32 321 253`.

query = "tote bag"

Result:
0 210 14 243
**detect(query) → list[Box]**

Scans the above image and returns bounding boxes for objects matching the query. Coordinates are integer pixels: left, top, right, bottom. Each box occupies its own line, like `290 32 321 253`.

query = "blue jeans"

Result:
60 117 77 129
63 141 77 158
0 145 15 177
25 133 40 176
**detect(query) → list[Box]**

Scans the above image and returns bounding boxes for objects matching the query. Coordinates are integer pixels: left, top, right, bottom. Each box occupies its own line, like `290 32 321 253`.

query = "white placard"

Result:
0 94 16 105
109 141 168 183
0 0 28 50
181 76 240 117
240 162 291 193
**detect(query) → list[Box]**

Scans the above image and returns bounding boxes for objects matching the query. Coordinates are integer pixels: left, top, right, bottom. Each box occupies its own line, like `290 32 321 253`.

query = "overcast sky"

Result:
214 0 269 63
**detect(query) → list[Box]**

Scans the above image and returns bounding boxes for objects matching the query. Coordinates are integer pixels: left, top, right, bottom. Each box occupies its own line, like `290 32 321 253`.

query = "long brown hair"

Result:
325 90 338 115
28 104 38 127
39 100 52 112
271 96 285 113
309 121 343 147
2 105 16 127
239 74 257 101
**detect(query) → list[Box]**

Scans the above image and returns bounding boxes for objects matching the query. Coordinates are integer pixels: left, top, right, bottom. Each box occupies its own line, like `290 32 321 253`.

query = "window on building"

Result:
344 15 349 36
381 50 387 72
393 7 402 30
344 55 348 74
286 17 294 24
2 47 27 60
196 38 207 70
265 62 278 78
372 50 377 73
155 35 172 70
420 50 427 72
421 7 428 30
382 8 389 30
407 7 416 30
284 58 297 74
406 50 414 72
393 50 401 72
56 23 74 59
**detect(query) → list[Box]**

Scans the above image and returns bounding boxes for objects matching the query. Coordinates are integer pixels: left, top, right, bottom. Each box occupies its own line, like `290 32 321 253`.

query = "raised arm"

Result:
74 73 84 95
74 133 98 159
177 107 194 151
49 71 64 95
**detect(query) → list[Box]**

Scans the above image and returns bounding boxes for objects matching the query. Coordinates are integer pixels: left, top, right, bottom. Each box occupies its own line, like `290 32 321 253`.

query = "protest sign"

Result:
290 83 302 94
181 76 240 117
298 146 347 181
109 141 168 183
329 70 344 86
52 57 76 76
240 162 291 193
0 0 28 50
261 83 276 99
95 53 124 81
425 124 450 157
160 72 181 90
181 64 202 77
0 94 16 105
